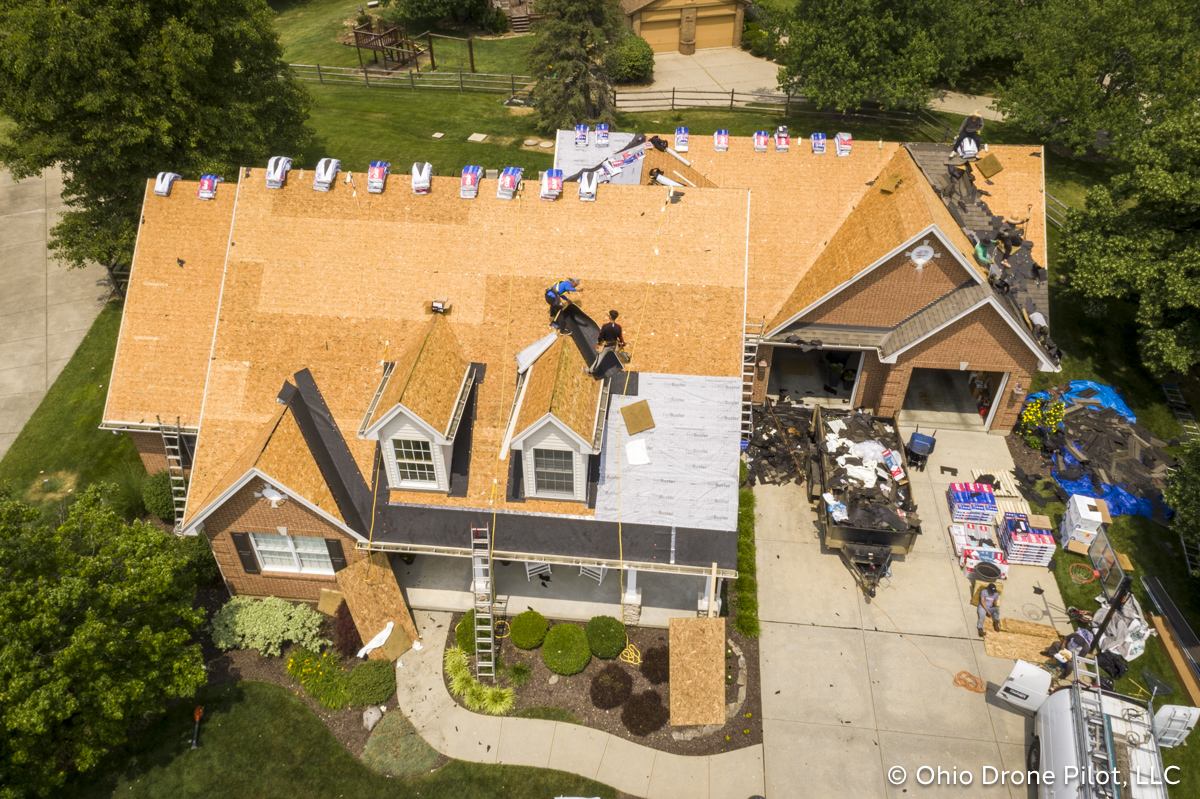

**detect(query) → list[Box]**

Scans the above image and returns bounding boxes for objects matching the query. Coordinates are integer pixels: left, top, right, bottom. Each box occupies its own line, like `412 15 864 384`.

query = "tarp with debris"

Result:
1028 380 1136 424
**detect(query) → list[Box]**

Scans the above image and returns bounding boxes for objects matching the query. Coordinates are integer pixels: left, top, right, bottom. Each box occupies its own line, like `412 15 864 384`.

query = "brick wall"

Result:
853 353 891 412
751 344 773 403
800 250 964 328
203 476 366 600
131 431 168 474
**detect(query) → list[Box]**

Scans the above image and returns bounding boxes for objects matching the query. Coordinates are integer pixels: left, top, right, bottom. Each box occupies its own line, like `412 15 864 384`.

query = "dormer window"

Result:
395 438 436 483
533 448 575 497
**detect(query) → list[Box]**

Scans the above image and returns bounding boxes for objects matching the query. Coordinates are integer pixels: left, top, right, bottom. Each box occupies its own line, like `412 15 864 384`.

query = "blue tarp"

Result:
1052 454 1156 519
1027 380 1137 423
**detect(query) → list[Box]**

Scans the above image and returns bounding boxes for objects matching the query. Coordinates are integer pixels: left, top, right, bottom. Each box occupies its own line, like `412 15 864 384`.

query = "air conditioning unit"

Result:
595 123 610 148
713 129 729 152
578 171 598 202
196 175 223 200
313 158 340 192
497 166 522 200
811 133 827 154
753 130 769 152
540 168 564 201
367 161 390 194
674 126 689 153
154 172 181 197
265 156 293 189
460 165 482 199
411 162 432 195
574 124 589 148
775 126 790 152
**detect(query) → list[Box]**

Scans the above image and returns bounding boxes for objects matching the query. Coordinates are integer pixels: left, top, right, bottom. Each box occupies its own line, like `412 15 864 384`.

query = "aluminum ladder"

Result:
1070 656 1119 799
1162 384 1199 442
471 525 495 680
156 415 189 533
741 318 764 441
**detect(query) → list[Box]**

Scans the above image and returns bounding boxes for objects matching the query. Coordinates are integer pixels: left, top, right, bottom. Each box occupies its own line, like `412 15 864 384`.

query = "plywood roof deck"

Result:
368 314 470 435
966 146 1047 271
513 335 601 444
183 174 750 522
104 180 236 429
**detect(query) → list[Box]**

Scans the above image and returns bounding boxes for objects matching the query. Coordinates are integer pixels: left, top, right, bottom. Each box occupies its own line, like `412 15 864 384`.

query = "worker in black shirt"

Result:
997 225 1024 264
590 310 627 373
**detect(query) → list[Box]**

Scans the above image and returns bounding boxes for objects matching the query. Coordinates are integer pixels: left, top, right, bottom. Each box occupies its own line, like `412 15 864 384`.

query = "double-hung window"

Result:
249 533 333 575
394 438 436 484
533 448 574 497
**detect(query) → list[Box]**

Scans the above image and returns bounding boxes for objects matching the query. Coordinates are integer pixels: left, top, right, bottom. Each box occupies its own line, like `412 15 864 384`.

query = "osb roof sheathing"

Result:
182 173 750 522
336 551 419 660
104 180 235 429
669 616 725 726
514 335 600 445
967 146 1048 270
368 314 470 436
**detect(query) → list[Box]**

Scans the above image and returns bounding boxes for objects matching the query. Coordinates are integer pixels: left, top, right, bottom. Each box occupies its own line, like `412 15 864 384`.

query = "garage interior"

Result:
900 367 1007 430
767 347 862 408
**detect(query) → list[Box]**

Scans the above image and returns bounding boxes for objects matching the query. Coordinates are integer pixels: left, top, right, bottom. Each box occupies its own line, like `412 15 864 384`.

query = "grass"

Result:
361 711 440 777
511 706 581 724
63 681 616 799
0 299 144 511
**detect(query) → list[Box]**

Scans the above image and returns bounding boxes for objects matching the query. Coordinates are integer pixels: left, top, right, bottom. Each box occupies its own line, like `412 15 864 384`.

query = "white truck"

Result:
997 656 1199 798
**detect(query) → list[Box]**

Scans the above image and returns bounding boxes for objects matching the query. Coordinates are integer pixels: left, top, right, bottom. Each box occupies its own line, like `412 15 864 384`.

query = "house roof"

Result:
620 0 748 14
366 314 470 437
512 335 602 446
103 180 235 430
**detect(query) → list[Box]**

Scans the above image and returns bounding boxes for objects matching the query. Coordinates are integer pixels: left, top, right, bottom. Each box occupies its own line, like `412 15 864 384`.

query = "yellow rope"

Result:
360 445 385 585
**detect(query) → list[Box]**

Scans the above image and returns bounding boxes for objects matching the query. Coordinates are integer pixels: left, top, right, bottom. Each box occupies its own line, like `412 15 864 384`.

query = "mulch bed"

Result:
1006 432 1046 481
443 614 762 756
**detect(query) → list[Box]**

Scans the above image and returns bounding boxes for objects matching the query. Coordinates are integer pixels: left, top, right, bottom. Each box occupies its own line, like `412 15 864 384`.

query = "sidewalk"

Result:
395 610 766 799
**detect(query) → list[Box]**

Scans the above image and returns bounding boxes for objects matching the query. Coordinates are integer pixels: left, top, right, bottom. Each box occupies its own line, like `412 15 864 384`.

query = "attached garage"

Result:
622 0 748 54
641 16 682 52
695 11 736 49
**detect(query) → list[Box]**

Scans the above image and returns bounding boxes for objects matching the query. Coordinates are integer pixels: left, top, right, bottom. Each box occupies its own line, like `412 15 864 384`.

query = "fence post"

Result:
460 70 464 92
468 38 476 74
364 67 370 87
427 33 436 71
671 86 675 111
730 89 735 112
785 92 789 117
411 70 416 90
317 63 323 85
511 74 515 96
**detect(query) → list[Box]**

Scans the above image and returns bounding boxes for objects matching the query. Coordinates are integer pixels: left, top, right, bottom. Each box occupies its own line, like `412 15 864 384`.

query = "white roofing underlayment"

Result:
553 130 645 185
594 373 741 532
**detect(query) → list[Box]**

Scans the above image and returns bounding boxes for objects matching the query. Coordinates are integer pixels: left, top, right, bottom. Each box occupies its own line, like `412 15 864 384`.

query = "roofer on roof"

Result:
589 310 628 374
546 278 582 329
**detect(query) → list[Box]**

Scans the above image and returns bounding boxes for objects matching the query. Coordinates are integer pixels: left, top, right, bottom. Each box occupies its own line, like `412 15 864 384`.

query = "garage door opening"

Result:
767 348 862 408
901 368 1006 430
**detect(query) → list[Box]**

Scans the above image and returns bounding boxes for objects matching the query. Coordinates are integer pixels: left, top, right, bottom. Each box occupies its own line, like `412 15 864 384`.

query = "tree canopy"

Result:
0 487 206 798
527 0 621 133
1166 440 1200 575
0 0 312 271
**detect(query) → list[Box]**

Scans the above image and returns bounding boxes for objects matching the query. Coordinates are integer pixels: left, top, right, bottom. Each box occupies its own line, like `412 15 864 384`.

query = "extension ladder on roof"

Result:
741 319 764 441
157 416 189 534
471 525 495 680
1163 384 1199 442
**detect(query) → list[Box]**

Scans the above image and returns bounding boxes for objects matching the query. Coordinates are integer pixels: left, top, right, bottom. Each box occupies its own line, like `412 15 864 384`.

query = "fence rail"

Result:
1045 192 1069 229
291 63 534 95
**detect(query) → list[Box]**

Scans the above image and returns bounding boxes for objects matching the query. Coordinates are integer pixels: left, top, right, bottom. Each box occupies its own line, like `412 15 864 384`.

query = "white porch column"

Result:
623 567 639 602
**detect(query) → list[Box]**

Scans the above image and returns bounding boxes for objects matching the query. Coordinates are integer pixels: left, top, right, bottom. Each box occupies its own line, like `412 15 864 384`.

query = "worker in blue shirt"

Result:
545 278 581 328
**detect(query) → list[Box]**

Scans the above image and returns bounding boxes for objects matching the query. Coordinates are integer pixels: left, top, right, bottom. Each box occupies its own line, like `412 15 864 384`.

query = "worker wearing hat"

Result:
546 278 582 329
977 582 1001 637
589 310 628 374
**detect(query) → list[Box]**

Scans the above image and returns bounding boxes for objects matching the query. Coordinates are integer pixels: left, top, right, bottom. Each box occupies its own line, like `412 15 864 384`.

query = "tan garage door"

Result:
641 18 680 52
695 13 735 49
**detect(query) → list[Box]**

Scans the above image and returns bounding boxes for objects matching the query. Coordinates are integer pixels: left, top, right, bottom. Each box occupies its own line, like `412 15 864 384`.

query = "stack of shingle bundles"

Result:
460 165 482 199
496 166 522 200
949 522 996 560
962 543 1010 579
947 482 998 523
999 512 1055 566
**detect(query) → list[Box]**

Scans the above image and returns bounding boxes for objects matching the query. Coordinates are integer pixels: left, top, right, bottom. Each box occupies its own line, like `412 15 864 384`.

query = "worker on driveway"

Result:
1043 628 1096 678
545 278 581 329
590 310 627 373
977 583 1001 637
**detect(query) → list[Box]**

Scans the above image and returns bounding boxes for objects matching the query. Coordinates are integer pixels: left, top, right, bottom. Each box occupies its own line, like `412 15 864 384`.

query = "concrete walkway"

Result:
395 609 766 799
0 166 111 459
930 90 1006 122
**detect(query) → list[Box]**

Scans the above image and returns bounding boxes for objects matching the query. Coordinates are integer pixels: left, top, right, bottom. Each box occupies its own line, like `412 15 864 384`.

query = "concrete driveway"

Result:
755 428 1073 798
648 48 780 95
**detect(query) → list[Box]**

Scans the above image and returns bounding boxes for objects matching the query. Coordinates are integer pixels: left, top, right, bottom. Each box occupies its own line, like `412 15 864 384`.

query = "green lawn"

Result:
0 300 143 508
63 681 616 799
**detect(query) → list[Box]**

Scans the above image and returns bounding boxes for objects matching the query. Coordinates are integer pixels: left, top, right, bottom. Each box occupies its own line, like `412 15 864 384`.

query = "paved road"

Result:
0 167 112 459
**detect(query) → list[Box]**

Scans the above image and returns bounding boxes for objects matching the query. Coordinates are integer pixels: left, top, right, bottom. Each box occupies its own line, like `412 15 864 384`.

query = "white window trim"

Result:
389 436 442 491
248 532 335 576
531 447 576 499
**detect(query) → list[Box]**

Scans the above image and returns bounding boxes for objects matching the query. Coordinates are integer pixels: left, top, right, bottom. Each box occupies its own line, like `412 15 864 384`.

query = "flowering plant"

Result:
287 647 349 710
1018 397 1066 436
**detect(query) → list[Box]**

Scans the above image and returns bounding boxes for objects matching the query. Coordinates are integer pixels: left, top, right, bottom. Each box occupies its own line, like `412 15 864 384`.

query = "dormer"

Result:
506 336 607 503
359 315 473 494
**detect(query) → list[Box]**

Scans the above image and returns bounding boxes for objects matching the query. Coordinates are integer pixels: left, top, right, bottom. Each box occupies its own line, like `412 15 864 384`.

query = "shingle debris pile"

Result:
816 409 920 532
744 401 814 486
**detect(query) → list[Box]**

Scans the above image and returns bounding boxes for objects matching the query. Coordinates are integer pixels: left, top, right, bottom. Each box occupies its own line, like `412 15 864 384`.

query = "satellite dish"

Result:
911 245 935 266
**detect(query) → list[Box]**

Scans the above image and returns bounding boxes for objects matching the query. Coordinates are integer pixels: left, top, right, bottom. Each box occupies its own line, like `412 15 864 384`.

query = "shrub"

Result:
287 648 349 710
108 462 147 521
456 609 477 655
590 664 633 709
333 600 363 658
740 22 764 51
449 669 475 697
605 32 654 84
142 470 176 522
210 596 329 657
621 689 669 735
482 684 515 715
348 658 396 706
733 487 761 637
508 662 532 687
641 645 669 684
1023 433 1044 451
510 609 549 649
585 615 626 659
178 532 220 585
541 624 591 675
444 645 470 678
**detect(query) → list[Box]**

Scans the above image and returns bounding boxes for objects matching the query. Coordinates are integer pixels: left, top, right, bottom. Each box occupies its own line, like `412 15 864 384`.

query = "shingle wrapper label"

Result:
595 124 609 148
578 171 598 201
574 125 589 148
811 133 827 154
540 169 564 201
313 158 340 192
411 162 432 195
153 172 181 197
367 161 390 194
197 175 223 200
674 126 689 153
265 157 292 189
835 132 853 157
460 165 482 199
753 131 769 152
497 166 522 199
775 126 790 152
714 129 729 152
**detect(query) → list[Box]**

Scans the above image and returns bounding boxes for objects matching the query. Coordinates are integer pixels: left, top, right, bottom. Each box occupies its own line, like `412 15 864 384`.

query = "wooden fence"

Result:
291 64 535 96
1045 192 1069 229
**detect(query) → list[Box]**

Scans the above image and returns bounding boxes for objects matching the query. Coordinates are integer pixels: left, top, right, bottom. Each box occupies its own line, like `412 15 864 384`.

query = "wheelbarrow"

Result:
905 427 937 472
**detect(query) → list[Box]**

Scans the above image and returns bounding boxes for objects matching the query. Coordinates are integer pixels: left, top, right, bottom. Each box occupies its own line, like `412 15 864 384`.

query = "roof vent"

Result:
835 132 853 157
714 129 729 152
574 124 589 148
313 158 340 192
497 166 522 200
753 131 769 152
460 165 482 199
595 123 610 148
196 175 223 200
911 245 935 266
367 161 390 194
411 162 432 195
775 126 790 152
674 126 689 153
153 172 181 197
540 168 564 201
579 171 598 202
265 157 292 189
811 133 827 154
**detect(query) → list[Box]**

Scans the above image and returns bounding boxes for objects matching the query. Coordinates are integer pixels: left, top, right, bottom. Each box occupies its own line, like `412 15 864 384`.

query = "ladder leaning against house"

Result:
471 525 496 680
156 416 189 533
741 318 765 440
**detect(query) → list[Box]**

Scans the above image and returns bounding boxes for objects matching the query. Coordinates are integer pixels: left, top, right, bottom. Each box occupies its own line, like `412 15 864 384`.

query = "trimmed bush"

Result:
605 32 654 84
455 608 477 655
510 609 549 649
622 689 669 736
585 615 626 659
287 647 349 710
733 486 761 637
210 596 328 657
641 645 669 685
541 624 591 676
142 470 176 522
333 599 363 658
347 658 396 706
590 664 633 709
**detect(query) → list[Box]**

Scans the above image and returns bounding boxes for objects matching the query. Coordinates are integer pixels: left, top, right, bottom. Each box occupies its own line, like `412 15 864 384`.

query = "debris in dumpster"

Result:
817 408 920 533
744 400 815 486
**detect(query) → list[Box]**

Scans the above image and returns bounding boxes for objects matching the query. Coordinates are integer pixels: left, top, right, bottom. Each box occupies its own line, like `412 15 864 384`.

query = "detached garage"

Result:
622 0 748 54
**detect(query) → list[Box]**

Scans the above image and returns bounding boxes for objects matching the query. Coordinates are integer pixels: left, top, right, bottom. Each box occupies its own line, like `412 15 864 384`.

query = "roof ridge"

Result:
393 315 439 410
